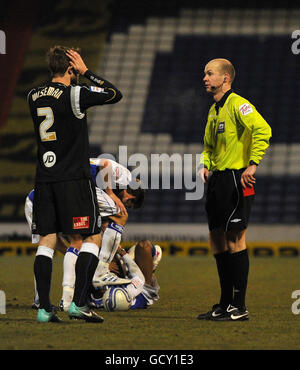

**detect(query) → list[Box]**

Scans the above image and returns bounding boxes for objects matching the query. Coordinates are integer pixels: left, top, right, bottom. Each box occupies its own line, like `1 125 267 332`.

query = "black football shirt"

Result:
27 72 122 182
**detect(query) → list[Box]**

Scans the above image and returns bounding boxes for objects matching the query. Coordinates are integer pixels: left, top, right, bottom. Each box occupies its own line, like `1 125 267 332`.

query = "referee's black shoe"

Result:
197 304 226 320
211 305 249 321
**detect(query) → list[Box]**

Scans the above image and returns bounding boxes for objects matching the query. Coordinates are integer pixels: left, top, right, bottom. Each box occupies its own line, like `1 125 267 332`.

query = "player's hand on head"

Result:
115 198 128 216
66 49 88 75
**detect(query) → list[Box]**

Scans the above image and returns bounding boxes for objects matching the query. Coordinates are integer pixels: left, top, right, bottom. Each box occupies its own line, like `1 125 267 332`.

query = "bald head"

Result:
205 58 235 83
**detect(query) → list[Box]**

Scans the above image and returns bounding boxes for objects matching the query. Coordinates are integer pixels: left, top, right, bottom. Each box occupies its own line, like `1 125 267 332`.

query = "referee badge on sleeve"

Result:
239 103 253 116
89 86 106 93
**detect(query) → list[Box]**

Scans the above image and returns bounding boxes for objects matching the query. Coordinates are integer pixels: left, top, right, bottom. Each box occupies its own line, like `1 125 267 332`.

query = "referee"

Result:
27 46 122 322
197 58 271 321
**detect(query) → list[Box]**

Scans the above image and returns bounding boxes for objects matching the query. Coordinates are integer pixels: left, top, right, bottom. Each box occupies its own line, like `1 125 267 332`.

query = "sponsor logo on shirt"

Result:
90 86 105 93
73 216 90 229
217 121 225 133
239 103 253 116
43 151 56 168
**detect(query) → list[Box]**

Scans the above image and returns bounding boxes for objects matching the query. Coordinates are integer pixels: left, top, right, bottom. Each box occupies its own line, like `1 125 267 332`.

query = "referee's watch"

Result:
249 160 258 166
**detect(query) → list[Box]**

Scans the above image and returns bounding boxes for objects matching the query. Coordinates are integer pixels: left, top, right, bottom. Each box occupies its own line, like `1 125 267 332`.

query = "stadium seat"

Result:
86 7 300 224
3 4 300 225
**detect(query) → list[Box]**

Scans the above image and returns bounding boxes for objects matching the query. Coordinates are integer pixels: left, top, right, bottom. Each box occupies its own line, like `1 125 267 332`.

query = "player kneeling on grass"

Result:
89 240 162 311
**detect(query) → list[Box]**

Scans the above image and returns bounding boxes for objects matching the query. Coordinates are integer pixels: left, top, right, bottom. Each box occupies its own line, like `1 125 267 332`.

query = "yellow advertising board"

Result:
0 241 300 257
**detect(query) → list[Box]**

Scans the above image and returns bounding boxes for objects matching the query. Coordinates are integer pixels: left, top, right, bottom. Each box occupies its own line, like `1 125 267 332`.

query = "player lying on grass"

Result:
88 240 162 311
25 157 145 310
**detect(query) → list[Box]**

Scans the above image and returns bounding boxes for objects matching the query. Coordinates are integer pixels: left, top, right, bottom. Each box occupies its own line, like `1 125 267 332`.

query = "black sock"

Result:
229 249 249 311
34 255 52 311
73 252 99 307
214 250 233 310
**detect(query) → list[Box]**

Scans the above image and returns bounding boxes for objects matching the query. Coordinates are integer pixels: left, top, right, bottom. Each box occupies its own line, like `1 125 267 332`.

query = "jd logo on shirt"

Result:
43 151 56 168
217 122 225 133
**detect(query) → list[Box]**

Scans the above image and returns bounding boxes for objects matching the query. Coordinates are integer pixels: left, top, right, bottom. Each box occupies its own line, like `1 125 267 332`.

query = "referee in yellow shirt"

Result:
197 58 272 321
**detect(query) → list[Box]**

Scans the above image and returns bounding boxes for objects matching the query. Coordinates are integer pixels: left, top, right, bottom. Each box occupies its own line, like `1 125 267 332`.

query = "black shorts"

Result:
205 168 255 232
32 178 101 237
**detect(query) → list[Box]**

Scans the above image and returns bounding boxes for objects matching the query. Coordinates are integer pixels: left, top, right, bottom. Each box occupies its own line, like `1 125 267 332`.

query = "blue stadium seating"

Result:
76 5 300 225
128 176 300 224
143 35 300 144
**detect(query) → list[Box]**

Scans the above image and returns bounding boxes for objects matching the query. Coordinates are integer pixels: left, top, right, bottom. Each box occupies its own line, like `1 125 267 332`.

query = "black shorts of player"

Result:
205 168 255 232
32 178 101 237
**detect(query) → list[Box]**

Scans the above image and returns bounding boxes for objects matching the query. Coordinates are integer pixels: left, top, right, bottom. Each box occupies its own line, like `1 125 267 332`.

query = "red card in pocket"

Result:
243 186 255 197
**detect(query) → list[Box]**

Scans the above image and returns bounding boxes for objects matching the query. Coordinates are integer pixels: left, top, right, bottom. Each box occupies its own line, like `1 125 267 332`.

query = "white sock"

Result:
94 222 124 277
61 286 74 311
36 245 54 259
94 260 110 277
80 242 99 257
62 247 79 288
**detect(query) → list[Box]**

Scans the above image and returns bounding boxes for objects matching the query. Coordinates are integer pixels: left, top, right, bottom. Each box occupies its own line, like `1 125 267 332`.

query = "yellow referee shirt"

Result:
200 90 272 171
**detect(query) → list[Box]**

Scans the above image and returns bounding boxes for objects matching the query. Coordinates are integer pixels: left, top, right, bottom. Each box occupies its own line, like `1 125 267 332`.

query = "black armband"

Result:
249 160 258 166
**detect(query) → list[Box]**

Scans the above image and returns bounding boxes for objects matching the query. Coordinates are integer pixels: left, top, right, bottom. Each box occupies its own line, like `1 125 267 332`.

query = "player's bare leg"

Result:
226 229 247 253
134 240 154 285
209 228 227 254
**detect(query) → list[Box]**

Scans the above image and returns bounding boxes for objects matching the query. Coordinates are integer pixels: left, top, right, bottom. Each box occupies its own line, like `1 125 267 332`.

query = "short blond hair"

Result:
208 58 235 83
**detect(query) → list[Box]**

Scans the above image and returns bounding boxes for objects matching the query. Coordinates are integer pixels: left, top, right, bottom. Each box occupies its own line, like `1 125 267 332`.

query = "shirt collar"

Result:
215 89 233 113
51 81 67 88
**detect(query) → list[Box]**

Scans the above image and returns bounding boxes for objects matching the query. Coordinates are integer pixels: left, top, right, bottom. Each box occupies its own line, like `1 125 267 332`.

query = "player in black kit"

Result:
27 46 122 322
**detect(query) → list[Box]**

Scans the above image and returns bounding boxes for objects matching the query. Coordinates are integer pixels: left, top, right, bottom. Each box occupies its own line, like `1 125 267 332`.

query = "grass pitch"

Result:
0 255 300 350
